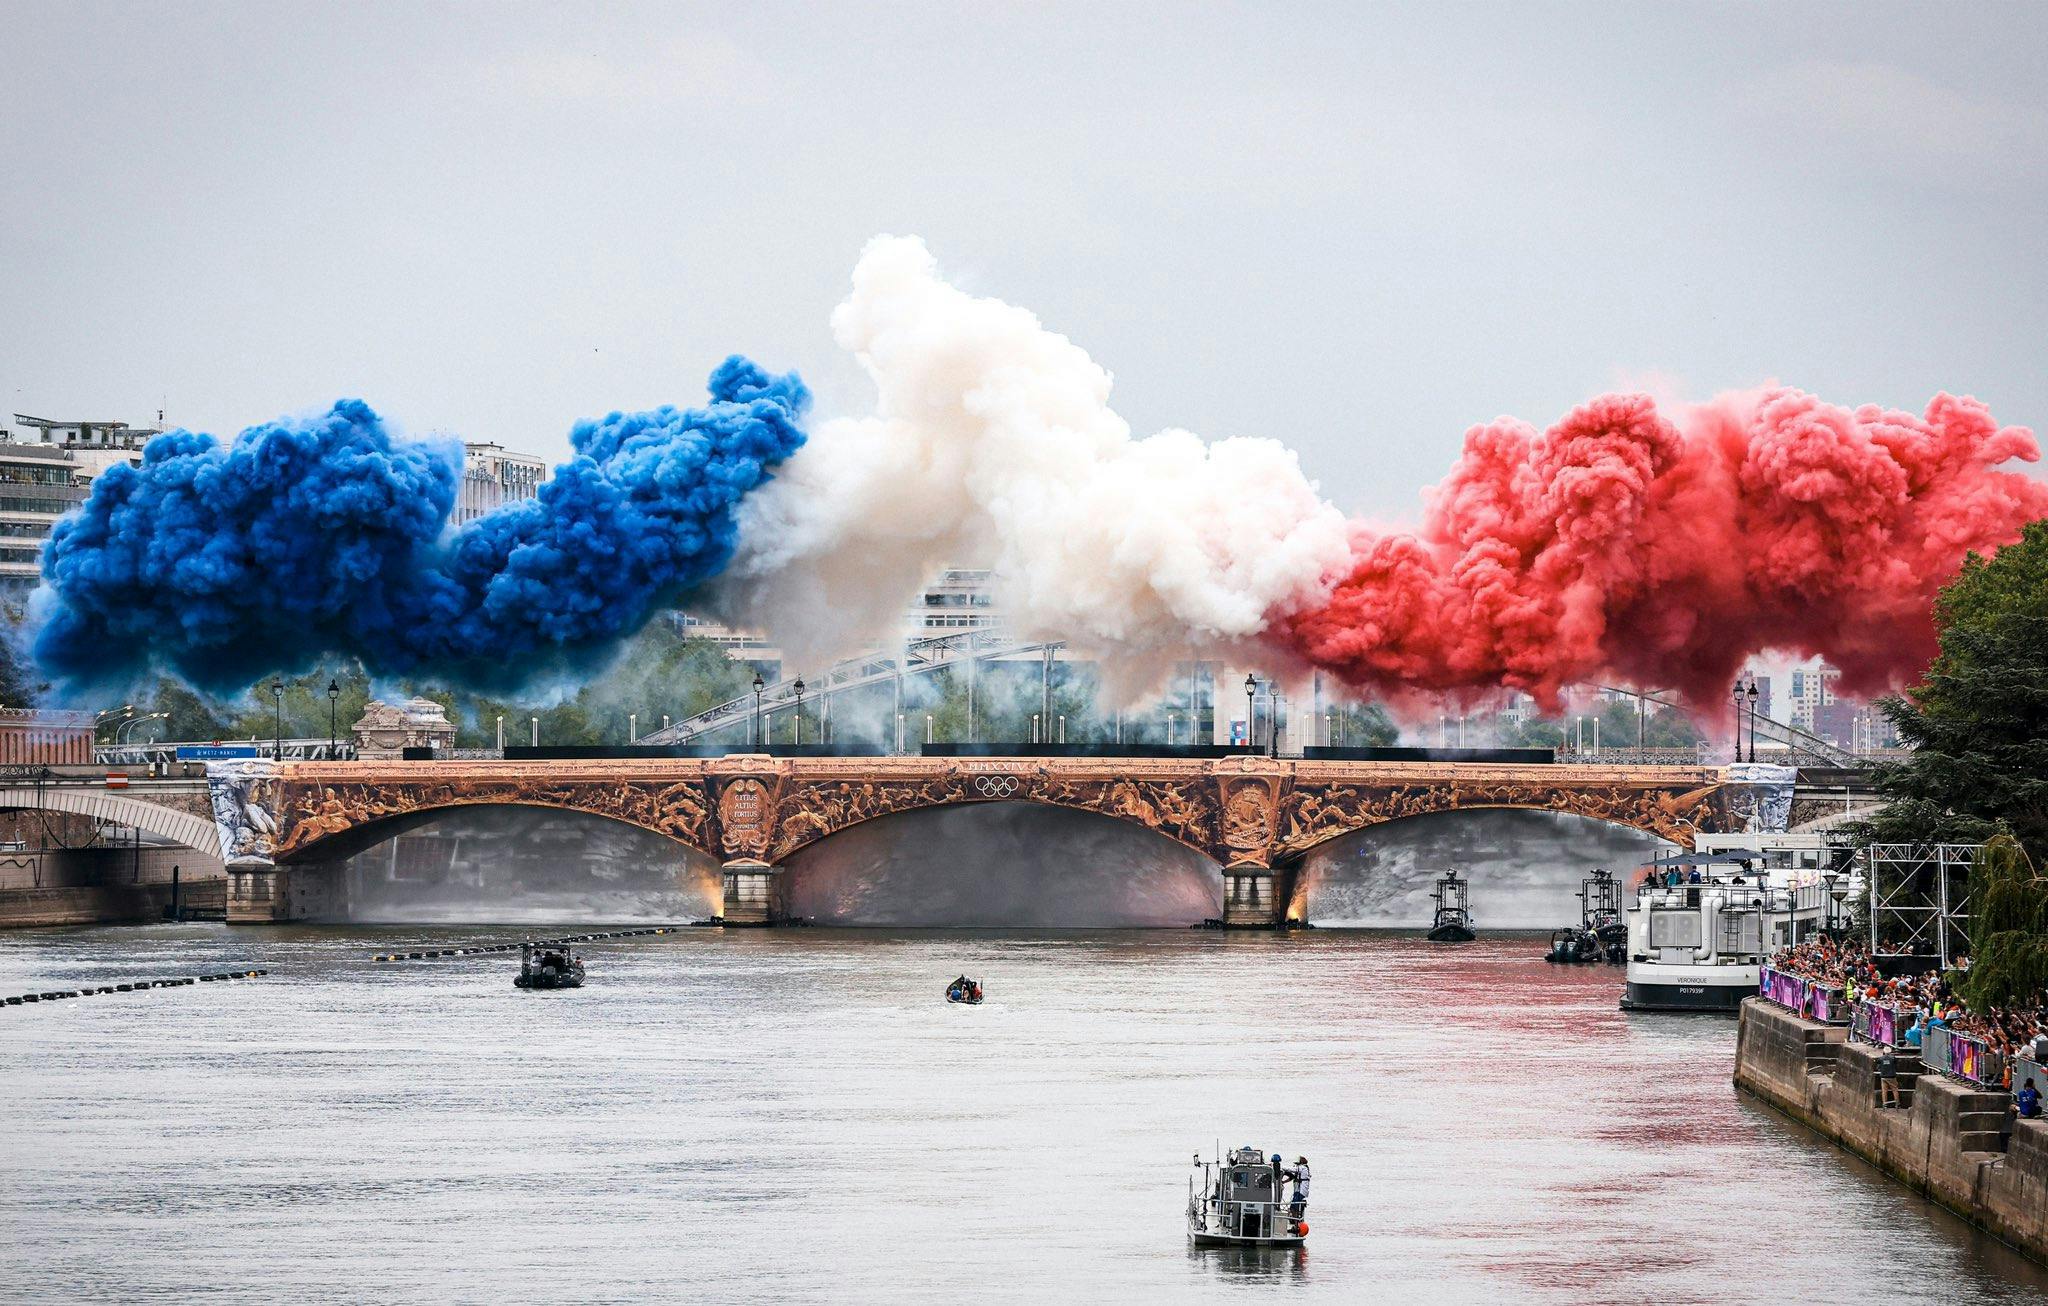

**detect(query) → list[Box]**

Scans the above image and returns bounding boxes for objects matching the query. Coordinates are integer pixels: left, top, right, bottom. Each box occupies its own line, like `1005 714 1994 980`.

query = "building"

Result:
456 442 548 524
0 415 160 590
909 568 1002 633
1787 662 1840 734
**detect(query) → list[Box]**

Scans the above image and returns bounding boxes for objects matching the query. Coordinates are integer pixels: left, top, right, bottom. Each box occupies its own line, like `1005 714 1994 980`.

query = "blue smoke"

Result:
32 356 808 697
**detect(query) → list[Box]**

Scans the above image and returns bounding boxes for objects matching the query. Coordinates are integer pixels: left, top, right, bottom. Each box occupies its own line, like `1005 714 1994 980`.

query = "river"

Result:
4 924 2045 1302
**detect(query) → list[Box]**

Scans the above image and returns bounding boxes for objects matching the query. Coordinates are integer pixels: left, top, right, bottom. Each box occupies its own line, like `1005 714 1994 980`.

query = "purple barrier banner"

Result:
1953 1034 2001 1088
1806 984 1846 1024
1760 966 1805 1011
1859 1000 1904 1047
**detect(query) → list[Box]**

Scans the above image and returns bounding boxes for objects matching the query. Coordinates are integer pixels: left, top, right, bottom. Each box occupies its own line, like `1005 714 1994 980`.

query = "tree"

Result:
1955 835 2048 1013
1858 519 2048 851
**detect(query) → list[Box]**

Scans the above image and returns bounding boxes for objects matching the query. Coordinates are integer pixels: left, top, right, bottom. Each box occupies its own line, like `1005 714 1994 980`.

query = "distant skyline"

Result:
4 1 2044 520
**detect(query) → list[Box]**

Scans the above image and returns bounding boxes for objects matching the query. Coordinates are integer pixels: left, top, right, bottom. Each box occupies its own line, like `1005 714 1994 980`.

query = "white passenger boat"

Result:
1187 1146 1309 1248
1620 834 1853 1013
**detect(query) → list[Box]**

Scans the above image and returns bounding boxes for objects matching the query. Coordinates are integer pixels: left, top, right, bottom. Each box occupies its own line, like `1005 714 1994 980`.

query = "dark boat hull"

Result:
1426 924 1477 943
1619 979 1747 1012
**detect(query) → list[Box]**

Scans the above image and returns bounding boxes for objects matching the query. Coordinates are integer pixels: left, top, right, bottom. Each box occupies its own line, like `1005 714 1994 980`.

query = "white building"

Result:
0 415 160 589
456 442 547 524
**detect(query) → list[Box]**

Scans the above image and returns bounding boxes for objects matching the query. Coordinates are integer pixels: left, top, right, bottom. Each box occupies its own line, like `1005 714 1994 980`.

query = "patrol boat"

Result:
1188 1145 1309 1248
1620 836 1851 1012
1425 870 1476 943
514 942 585 990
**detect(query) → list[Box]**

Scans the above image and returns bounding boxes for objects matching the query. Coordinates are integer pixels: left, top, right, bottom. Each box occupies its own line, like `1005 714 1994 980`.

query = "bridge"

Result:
186 754 1791 926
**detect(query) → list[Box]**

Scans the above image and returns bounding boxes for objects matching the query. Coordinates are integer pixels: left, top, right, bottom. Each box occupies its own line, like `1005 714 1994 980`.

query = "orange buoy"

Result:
1295 1221 1309 1237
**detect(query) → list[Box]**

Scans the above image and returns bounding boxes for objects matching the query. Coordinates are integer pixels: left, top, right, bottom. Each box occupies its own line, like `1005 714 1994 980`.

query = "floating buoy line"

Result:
371 926 683 962
3 970 267 1006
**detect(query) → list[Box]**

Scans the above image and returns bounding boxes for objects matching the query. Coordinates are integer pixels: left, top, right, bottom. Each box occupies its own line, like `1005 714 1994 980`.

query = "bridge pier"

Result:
226 862 345 924
719 860 783 926
1220 864 1297 929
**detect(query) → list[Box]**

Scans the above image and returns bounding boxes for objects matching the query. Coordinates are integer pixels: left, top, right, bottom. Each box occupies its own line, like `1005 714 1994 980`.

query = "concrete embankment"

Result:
1735 998 2048 1263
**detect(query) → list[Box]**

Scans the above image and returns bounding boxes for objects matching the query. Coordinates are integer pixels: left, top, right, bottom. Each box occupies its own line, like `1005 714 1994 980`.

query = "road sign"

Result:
174 745 261 761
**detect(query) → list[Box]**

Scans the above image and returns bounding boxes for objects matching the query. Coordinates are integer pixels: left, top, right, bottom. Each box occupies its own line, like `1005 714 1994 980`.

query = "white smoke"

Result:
720 236 1350 698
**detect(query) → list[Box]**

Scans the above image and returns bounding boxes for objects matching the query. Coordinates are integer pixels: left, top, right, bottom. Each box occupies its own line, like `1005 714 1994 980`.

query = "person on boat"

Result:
1283 1157 1310 1219
969 980 983 1001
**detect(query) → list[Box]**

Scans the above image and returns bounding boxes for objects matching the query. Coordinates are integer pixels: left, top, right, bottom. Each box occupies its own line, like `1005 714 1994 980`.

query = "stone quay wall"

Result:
1734 997 2048 1263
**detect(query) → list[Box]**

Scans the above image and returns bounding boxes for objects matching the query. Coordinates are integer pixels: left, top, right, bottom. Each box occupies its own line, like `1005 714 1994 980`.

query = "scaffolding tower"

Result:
1863 843 1979 967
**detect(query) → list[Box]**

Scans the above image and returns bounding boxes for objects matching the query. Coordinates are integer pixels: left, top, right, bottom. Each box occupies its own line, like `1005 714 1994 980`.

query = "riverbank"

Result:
1734 997 2048 1264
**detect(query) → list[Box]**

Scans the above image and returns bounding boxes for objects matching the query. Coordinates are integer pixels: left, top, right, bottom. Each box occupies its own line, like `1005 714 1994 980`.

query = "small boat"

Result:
1188 1145 1309 1248
1579 869 1628 962
1544 926 1602 964
514 942 585 990
946 976 984 1004
1425 870 1477 943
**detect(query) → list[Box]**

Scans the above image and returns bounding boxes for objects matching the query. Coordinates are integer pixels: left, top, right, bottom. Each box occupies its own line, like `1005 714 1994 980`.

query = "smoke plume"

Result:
1284 388 2048 709
34 358 807 696
716 235 1352 691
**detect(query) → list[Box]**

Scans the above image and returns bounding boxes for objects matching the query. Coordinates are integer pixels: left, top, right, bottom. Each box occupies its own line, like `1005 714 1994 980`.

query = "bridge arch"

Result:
0 784 222 858
274 796 714 865
778 800 1223 926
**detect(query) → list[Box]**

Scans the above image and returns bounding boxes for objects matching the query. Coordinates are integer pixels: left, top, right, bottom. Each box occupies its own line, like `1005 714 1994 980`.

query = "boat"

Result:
1619 834 1853 1013
1579 869 1628 962
1544 926 1602 964
513 942 585 990
946 976 984 1004
1188 1146 1309 1248
1425 870 1476 942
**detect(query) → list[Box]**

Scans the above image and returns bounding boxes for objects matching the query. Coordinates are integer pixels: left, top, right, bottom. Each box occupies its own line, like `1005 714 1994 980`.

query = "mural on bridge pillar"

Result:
202 756 1792 875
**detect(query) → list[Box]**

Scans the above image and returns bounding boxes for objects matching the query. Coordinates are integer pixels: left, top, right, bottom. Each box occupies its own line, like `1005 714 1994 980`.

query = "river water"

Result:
4 924 2045 1304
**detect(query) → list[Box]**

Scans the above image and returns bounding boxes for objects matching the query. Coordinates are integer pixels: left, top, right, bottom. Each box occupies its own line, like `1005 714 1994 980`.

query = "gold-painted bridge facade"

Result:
208 755 1765 925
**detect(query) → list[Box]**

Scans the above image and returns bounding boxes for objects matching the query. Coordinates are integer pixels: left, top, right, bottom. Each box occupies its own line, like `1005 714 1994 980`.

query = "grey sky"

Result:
3 1 2043 520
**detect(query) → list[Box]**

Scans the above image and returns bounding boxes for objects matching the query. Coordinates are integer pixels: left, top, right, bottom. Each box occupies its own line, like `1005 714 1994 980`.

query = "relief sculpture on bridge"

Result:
201 756 1773 878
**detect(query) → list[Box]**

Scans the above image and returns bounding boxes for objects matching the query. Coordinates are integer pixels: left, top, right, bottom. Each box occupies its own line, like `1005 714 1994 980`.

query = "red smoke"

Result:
1279 388 2048 716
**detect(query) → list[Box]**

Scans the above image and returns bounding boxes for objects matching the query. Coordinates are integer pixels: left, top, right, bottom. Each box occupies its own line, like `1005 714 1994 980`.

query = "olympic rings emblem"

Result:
973 775 1021 798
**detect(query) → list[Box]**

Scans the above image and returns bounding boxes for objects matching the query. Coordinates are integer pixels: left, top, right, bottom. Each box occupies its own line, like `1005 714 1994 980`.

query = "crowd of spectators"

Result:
1769 934 2046 1109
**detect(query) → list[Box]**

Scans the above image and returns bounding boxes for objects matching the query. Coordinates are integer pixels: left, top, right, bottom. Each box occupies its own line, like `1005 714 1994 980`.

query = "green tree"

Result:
1857 519 2048 850
1955 835 2048 1013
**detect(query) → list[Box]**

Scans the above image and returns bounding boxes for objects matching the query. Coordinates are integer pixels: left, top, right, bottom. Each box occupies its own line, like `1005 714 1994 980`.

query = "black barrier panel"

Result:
1301 745 1557 764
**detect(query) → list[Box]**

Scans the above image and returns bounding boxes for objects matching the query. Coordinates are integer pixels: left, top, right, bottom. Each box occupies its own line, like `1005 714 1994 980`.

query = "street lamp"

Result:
1033 712 1041 745
496 714 505 752
1731 681 1745 764
1057 713 1065 744
1244 674 1256 751
326 679 341 756
752 673 765 747
270 677 284 760
629 712 637 744
925 713 935 744
793 676 806 745
1746 680 1760 764
1167 712 1177 746
530 716 539 747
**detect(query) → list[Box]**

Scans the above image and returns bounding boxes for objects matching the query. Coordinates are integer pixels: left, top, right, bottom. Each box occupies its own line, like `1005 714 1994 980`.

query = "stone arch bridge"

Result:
199 756 1790 926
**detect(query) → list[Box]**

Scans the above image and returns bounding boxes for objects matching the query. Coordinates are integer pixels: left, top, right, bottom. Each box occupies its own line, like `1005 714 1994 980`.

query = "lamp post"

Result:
326 679 340 756
925 713 934 744
1746 680 1760 765
496 714 504 752
530 716 539 747
897 713 906 754
1057 714 1065 744
270 677 283 760
1731 682 1745 764
1033 712 1041 745
1244 674 1256 751
1167 712 1177 746
793 677 806 745
752 673 765 747
629 712 637 744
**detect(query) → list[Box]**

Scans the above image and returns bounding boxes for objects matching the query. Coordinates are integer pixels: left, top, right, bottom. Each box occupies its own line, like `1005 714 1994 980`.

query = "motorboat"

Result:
1620 835 1853 1012
514 942 585 990
1188 1146 1309 1248
1545 926 1602 964
1579 869 1628 962
1425 870 1476 943
946 976 984 1004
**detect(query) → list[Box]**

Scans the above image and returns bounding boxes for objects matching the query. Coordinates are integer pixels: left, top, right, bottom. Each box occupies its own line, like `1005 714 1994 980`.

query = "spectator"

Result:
1877 1049 1901 1109
2019 1079 2042 1120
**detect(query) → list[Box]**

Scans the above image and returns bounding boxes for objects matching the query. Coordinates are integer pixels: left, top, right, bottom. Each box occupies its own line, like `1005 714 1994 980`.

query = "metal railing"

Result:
1920 1024 2007 1091
1850 999 1915 1048
95 739 357 766
1757 965 1850 1024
